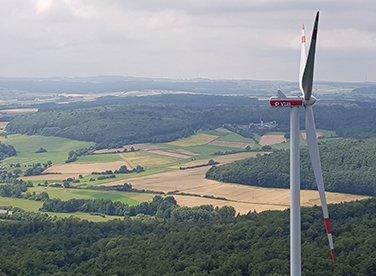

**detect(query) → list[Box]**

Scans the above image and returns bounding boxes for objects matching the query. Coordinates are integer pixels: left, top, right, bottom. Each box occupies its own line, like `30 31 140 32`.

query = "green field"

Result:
0 186 154 222
0 134 93 167
29 186 151 205
76 153 123 163
215 132 254 143
168 133 218 147
76 164 182 187
120 151 181 168
72 130 256 183
0 196 124 222
183 144 241 155
3 130 272 187
0 196 42 212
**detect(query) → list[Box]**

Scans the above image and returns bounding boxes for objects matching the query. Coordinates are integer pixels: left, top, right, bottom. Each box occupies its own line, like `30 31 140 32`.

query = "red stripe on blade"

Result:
324 218 332 234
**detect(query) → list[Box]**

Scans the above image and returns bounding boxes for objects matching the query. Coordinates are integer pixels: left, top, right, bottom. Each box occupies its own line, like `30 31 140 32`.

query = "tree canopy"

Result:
0 198 375 274
207 139 376 196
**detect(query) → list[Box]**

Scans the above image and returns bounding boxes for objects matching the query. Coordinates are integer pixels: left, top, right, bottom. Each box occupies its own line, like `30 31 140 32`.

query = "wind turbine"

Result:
270 11 336 276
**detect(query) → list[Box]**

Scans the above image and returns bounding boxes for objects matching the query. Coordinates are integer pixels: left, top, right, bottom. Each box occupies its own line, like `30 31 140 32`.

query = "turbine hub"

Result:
304 96 316 106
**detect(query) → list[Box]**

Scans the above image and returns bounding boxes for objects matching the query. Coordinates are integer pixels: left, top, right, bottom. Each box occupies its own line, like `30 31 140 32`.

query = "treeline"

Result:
40 195 236 223
41 196 176 217
0 169 32 198
66 147 94 163
24 161 52 176
0 197 375 274
207 139 376 196
0 180 49 202
0 182 30 198
92 165 144 175
0 143 16 160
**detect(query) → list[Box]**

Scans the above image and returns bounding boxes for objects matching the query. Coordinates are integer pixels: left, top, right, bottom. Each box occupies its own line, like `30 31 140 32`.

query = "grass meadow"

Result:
0 134 93 167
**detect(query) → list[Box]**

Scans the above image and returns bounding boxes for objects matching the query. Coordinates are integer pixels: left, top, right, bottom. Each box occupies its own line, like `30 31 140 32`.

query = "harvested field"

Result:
119 151 180 168
147 149 192 159
44 161 127 175
173 195 284 214
259 134 286 146
175 152 260 168
106 166 368 214
209 140 253 149
21 173 80 181
168 133 218 147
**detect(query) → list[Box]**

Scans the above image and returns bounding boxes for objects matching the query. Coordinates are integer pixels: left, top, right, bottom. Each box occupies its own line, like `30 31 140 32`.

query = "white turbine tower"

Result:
270 11 336 276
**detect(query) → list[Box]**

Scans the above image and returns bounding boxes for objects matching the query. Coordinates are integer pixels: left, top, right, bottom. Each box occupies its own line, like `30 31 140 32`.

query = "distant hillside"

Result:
0 76 287 96
6 94 376 148
0 76 368 97
352 85 376 95
0 197 375 274
5 95 288 149
206 139 376 196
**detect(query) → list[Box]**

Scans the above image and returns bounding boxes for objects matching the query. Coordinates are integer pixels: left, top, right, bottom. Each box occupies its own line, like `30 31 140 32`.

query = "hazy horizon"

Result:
0 1 375 82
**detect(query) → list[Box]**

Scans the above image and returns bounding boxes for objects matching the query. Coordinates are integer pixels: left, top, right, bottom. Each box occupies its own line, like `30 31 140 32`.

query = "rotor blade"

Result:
299 25 307 96
277 89 287 98
305 105 336 262
302 11 319 101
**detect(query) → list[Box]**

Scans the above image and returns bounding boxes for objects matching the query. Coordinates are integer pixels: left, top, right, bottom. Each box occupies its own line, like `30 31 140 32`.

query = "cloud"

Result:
321 29 376 50
0 0 374 81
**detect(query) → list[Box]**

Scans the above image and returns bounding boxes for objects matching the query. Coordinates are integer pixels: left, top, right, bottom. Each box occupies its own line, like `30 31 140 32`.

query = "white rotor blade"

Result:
299 25 307 96
305 105 336 262
302 11 319 101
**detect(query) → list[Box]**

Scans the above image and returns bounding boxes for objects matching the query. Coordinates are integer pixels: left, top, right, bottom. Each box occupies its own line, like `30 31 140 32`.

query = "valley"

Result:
0 124 368 216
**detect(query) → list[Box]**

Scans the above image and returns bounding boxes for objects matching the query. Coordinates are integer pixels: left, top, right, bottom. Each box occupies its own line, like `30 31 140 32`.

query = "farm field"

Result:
75 153 123 163
29 186 152 205
2 128 363 216
44 161 128 176
0 134 93 168
0 196 123 222
208 140 252 149
259 133 286 146
20 129 257 182
168 133 218 147
106 166 368 214
171 152 261 169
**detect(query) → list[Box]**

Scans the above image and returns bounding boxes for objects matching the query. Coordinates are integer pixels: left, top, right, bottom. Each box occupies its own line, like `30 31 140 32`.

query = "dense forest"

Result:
207 139 376 196
0 197 375 275
0 143 16 160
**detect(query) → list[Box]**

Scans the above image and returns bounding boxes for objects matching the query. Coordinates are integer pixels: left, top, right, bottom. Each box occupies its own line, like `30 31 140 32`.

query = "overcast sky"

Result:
0 0 375 81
